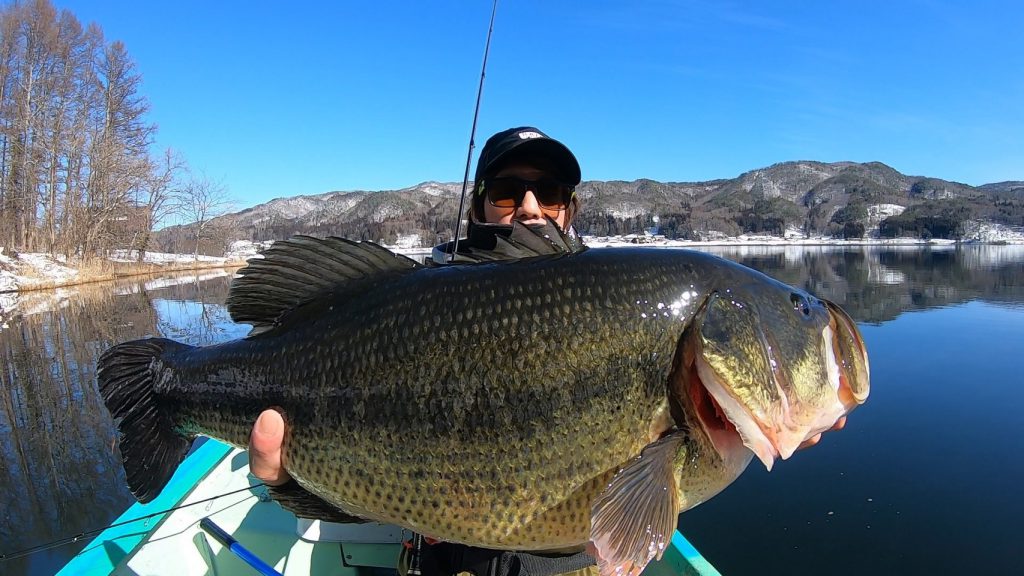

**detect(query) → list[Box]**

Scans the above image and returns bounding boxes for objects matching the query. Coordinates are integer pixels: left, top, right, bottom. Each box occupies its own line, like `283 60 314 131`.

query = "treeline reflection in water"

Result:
0 272 236 575
0 244 1022 575
702 243 1024 321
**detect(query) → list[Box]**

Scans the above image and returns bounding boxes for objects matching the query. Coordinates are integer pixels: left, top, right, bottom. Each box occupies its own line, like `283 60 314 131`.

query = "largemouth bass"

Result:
99 236 869 576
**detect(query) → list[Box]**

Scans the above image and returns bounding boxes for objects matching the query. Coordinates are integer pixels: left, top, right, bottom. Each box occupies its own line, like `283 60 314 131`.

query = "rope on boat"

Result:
0 483 267 563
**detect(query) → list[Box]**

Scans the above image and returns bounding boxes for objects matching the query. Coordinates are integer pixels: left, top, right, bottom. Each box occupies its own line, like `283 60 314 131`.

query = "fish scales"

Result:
156 250 700 547
99 236 869 572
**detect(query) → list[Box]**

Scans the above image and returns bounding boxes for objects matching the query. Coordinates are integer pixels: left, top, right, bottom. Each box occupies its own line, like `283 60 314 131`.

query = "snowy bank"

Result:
6 223 1023 297
583 220 1024 249
1 247 79 294
0 247 246 326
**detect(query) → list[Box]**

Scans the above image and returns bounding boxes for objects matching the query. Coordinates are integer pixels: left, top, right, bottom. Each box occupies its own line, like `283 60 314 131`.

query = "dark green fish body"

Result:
100 237 869 575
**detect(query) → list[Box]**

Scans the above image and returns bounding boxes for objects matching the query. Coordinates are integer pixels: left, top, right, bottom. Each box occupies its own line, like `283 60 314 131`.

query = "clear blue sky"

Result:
59 0 1023 210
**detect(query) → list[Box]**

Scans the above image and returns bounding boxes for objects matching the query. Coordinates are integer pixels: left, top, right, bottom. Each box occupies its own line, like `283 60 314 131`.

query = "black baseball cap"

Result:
474 127 581 185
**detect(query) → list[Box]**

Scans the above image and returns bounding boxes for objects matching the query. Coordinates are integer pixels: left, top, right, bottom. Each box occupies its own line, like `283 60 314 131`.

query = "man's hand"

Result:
249 409 291 486
798 415 847 451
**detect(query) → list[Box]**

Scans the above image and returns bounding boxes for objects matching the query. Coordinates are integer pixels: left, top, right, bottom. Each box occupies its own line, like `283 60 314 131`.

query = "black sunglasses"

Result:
481 177 574 211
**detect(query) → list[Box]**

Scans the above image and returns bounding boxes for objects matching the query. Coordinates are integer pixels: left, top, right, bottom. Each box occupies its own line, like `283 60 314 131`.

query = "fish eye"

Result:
790 293 812 317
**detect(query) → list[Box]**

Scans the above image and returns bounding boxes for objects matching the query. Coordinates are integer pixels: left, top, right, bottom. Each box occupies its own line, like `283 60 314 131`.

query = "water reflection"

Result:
695 244 1024 322
1 245 1022 575
0 272 234 575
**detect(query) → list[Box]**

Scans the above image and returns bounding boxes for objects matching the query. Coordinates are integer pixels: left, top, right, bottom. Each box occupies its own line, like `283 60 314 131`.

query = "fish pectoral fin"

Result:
590 432 685 576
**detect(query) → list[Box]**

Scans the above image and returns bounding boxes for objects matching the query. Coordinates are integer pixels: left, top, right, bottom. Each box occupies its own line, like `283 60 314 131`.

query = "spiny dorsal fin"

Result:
227 236 420 334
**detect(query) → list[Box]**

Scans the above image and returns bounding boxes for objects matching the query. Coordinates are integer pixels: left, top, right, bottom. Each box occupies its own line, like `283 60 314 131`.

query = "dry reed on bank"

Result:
8 258 248 293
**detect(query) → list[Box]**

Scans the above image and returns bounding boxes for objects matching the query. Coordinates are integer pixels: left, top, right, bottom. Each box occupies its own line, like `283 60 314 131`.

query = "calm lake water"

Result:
2 244 1023 575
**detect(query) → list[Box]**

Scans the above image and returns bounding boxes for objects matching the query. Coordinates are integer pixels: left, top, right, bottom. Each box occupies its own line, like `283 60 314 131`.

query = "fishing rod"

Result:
450 0 499 261
0 483 267 562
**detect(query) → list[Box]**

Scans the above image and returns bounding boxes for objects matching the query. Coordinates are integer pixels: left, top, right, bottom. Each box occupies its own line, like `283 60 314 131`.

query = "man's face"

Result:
482 163 571 230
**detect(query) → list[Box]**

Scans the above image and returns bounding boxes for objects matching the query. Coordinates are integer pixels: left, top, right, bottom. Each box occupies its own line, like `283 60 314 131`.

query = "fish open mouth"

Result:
686 355 741 449
674 328 759 471
692 355 778 469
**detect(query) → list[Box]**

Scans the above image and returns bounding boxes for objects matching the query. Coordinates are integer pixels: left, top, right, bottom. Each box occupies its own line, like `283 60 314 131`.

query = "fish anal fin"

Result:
590 432 686 576
227 236 420 333
266 480 370 523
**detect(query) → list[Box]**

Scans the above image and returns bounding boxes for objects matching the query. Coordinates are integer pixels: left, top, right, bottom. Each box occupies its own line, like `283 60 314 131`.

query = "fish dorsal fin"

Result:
227 236 420 334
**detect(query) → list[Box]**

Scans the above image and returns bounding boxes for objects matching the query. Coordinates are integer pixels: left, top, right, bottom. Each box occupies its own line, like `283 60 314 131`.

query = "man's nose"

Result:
515 189 544 219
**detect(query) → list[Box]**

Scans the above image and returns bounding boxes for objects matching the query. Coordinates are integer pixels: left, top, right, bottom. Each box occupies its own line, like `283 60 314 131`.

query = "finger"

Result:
833 415 847 431
798 433 822 451
249 408 291 486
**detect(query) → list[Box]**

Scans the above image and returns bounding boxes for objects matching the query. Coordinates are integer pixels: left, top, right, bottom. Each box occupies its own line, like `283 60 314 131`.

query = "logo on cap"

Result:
517 131 543 140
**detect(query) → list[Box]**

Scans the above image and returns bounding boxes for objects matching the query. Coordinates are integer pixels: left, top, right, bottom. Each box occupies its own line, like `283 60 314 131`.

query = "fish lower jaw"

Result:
684 358 763 472
693 360 780 471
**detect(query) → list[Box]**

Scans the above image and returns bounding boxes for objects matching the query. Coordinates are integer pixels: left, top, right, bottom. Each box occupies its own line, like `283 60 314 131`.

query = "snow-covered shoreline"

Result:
5 232 1024 295
0 248 245 295
0 248 246 327
3 234 1022 329
582 235 975 249
3 225 1023 317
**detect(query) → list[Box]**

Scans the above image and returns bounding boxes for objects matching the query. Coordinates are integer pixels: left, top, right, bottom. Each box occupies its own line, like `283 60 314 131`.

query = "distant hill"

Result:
977 181 1024 196
154 161 1024 255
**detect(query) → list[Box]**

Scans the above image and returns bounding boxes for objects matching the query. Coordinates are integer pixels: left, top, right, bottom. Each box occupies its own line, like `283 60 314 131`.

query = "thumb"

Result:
249 408 291 486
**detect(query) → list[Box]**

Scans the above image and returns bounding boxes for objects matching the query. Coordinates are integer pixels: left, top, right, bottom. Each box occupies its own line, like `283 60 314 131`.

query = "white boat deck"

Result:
111 445 405 575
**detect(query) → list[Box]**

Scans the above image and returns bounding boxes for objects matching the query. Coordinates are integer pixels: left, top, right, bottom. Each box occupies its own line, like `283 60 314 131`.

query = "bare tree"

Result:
39 9 91 253
179 173 232 259
81 39 154 256
54 23 99 258
0 7 19 246
0 1 165 259
132 148 185 260
5 0 59 250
